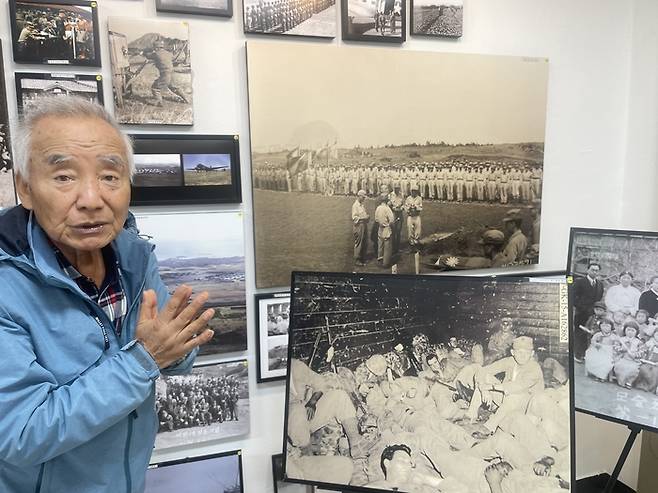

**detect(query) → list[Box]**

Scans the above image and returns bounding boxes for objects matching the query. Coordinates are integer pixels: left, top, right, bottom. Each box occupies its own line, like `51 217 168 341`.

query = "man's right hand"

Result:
135 285 215 369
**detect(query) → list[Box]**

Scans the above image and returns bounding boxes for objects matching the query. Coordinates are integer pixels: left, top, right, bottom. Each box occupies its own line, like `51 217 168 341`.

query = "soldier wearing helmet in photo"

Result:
143 38 189 107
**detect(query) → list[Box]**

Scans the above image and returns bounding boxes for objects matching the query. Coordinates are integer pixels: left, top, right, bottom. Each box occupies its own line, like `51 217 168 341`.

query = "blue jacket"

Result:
0 206 196 492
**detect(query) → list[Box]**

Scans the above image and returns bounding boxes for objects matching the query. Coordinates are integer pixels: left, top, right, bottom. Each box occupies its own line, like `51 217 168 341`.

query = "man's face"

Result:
587 265 600 279
620 274 632 287
428 357 441 374
511 347 533 365
17 116 131 259
501 318 513 332
651 277 658 291
358 194 365 203
386 450 413 480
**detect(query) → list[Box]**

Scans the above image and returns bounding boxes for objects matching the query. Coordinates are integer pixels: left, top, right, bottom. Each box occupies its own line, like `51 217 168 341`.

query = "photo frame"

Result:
130 134 241 206
284 271 572 493
147 450 244 492
341 0 405 43
154 359 249 450
273 454 310 493
256 292 291 383
410 0 462 38
15 72 104 114
0 42 17 210
243 0 336 38
567 227 658 433
156 0 232 17
9 0 101 66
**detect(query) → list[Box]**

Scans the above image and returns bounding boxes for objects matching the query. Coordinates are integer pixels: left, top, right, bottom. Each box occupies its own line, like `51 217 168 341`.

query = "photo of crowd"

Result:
570 228 658 431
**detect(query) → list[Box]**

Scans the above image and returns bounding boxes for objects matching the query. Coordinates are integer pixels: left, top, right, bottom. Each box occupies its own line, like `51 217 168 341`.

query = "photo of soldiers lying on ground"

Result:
284 272 571 493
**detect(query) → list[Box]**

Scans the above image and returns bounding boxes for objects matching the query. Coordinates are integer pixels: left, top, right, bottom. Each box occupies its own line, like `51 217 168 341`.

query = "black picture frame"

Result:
341 0 405 43
130 134 242 206
15 72 104 114
0 41 17 210
283 271 573 493
409 0 463 38
567 226 658 434
242 0 336 39
147 449 244 492
256 291 291 383
156 0 232 18
9 0 101 66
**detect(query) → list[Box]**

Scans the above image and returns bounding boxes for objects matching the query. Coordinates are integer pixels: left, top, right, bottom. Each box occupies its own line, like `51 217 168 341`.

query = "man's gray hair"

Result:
13 96 134 180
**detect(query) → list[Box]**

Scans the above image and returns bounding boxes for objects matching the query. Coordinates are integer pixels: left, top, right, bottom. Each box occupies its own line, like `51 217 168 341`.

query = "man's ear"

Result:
15 174 33 210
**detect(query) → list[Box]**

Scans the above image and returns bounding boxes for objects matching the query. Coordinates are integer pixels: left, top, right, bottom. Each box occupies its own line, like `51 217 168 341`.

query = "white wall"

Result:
1 0 654 490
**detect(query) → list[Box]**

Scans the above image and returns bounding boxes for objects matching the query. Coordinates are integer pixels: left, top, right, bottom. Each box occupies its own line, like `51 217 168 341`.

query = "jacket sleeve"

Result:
0 313 160 468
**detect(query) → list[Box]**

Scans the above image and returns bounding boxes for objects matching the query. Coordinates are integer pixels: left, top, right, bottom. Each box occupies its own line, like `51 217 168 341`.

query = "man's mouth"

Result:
73 223 107 233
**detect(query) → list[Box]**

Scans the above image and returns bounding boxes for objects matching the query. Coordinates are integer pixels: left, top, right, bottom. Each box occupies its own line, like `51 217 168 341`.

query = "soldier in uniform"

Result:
352 190 370 266
143 39 189 107
404 185 423 246
375 193 395 267
388 185 405 255
500 210 528 265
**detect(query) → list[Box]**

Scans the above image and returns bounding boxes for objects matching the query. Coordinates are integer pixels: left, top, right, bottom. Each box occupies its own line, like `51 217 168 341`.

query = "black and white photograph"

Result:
256 292 291 382
108 17 193 125
273 454 309 493
568 227 658 433
146 450 244 493
0 44 16 210
156 0 232 18
133 154 183 187
247 43 549 288
243 0 336 38
15 72 103 114
341 0 405 42
155 360 250 450
284 272 571 493
9 0 100 66
131 134 242 205
136 212 247 356
410 0 462 37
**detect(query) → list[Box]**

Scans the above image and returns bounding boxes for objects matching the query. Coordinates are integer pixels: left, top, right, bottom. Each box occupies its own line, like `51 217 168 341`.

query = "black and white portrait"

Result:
136 212 247 356
15 72 103 114
156 0 231 18
257 293 291 382
243 0 336 38
133 154 183 187
569 228 658 432
341 0 404 42
108 17 193 125
10 0 100 66
155 360 249 450
284 272 571 493
0 45 16 210
247 43 549 288
411 0 462 37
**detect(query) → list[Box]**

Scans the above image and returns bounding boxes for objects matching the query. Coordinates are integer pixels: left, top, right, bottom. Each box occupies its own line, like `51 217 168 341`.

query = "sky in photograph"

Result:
134 154 181 168
145 453 240 492
108 17 189 42
182 153 231 170
413 0 462 7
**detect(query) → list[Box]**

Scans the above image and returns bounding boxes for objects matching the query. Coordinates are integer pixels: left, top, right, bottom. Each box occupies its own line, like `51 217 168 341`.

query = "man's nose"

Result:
76 178 104 209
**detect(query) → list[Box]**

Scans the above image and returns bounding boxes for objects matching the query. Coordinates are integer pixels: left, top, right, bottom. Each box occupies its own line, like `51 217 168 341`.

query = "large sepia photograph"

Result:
154 360 250 450
108 17 193 125
0 45 16 210
243 0 336 38
135 211 247 356
9 0 100 66
15 72 103 113
568 227 658 432
284 272 571 493
247 42 549 288
410 0 462 38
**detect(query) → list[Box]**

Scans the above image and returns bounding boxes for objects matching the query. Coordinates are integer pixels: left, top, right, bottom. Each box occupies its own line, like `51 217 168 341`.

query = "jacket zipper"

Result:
124 410 138 493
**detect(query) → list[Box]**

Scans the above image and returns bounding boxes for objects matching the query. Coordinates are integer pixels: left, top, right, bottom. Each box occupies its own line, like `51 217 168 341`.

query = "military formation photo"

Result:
243 0 336 38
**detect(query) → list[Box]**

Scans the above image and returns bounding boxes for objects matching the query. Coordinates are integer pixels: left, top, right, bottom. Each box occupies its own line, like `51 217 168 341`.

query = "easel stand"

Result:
602 425 642 493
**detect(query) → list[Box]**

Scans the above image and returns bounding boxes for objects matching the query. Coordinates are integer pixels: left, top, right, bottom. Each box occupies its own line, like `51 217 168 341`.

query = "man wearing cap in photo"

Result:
388 184 405 255
500 209 528 265
143 39 189 107
404 185 423 246
352 189 370 266
486 314 517 364
467 335 544 435
572 262 604 361
375 193 395 267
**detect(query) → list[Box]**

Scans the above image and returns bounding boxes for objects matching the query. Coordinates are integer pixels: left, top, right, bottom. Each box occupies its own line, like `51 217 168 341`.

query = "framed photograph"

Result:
568 227 658 433
15 72 103 114
9 0 100 66
147 450 244 492
247 42 548 288
256 292 291 383
243 0 336 38
155 359 249 450
410 0 462 38
0 43 17 210
135 211 247 356
273 454 309 493
156 0 232 17
284 272 572 493
341 0 405 43
130 134 241 205
108 17 193 125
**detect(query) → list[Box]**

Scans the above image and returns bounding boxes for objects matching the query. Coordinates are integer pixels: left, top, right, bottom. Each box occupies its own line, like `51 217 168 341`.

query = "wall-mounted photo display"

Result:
284 272 572 493
0 43 16 210
410 0 462 38
247 42 549 288
256 292 290 383
9 0 100 66
154 360 250 450
156 0 232 17
108 17 193 125
568 227 658 433
130 134 241 205
147 450 244 492
135 211 247 356
243 0 336 38
15 72 103 114
341 0 405 43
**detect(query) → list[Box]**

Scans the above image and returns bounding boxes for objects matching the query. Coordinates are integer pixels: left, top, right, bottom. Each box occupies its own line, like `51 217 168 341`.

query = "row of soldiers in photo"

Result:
253 160 543 204
244 0 335 33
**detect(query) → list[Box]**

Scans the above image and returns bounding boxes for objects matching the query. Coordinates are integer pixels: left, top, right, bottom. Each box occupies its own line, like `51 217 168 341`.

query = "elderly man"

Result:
0 97 214 492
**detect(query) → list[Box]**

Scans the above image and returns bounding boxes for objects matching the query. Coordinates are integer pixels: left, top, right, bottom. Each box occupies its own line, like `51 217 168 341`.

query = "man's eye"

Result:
102 174 119 182
54 175 73 182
